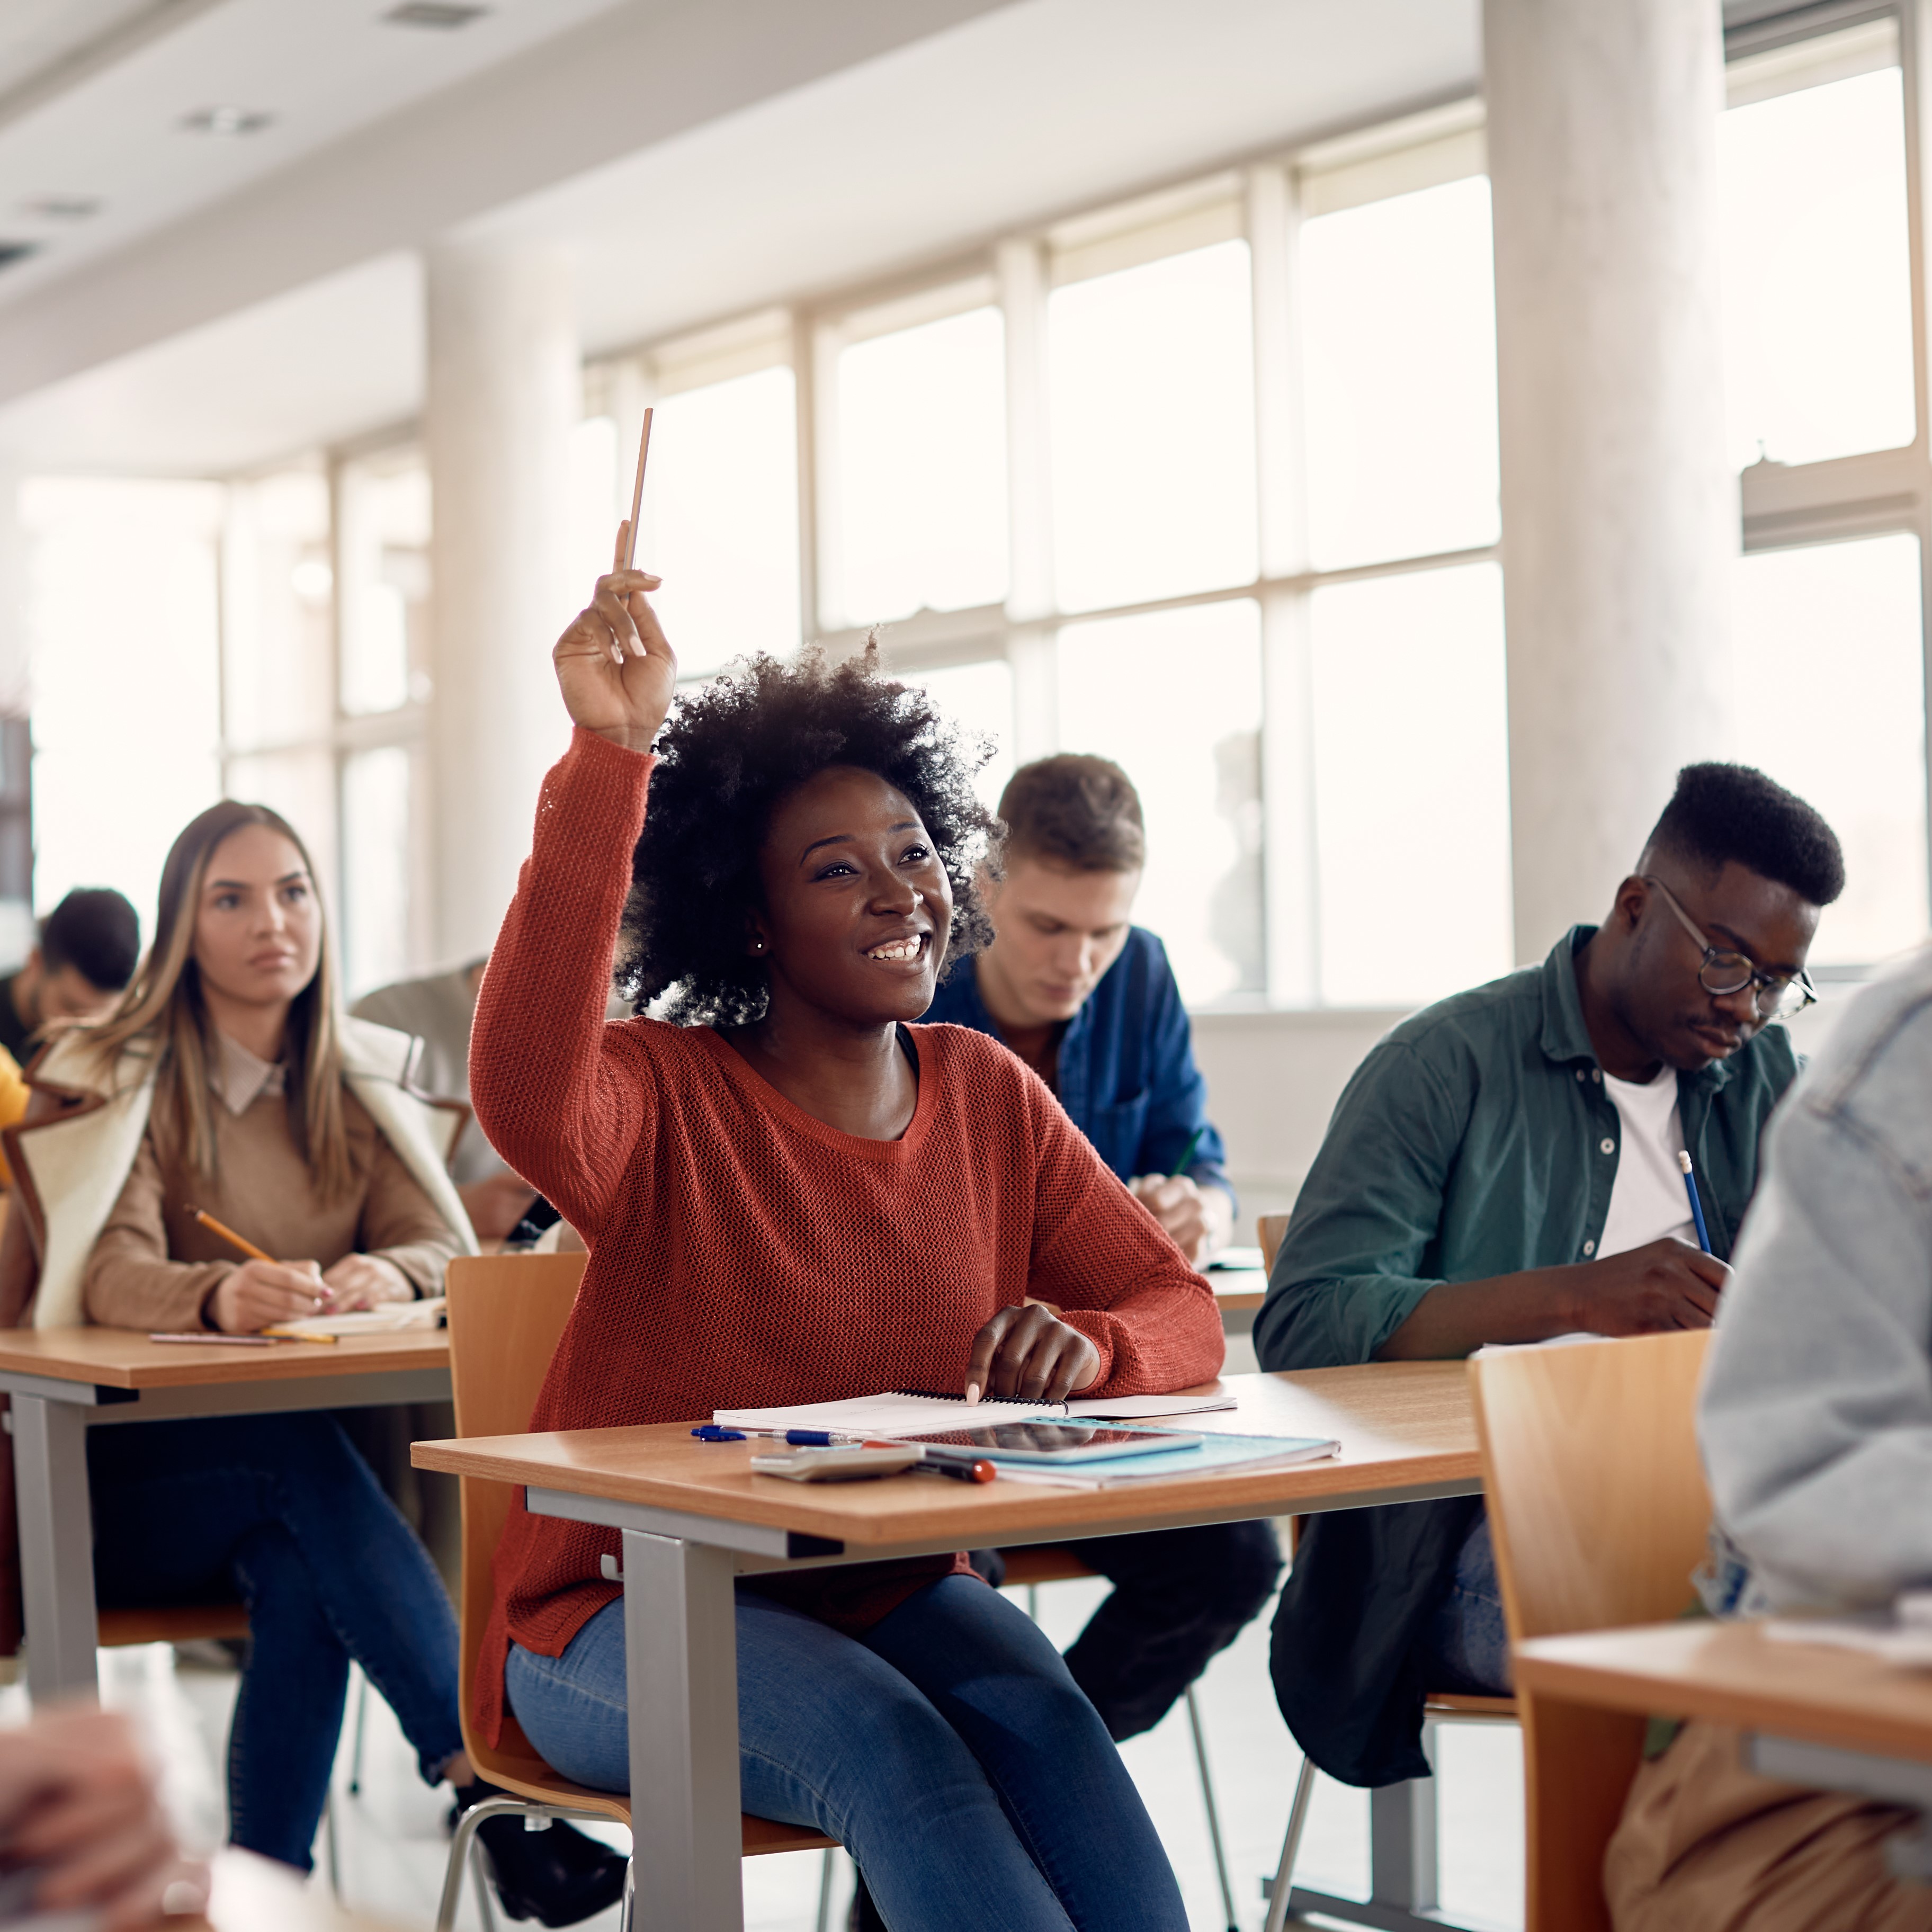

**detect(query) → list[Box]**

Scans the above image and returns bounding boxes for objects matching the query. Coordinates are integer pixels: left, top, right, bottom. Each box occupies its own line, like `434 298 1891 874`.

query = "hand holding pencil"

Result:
190 1206 334 1336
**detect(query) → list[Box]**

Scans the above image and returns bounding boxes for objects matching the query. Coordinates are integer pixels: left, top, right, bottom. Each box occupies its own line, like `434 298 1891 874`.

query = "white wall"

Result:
1191 1006 1405 1222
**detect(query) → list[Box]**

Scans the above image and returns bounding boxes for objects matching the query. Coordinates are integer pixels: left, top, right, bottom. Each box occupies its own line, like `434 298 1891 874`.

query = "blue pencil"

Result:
1676 1150 1712 1254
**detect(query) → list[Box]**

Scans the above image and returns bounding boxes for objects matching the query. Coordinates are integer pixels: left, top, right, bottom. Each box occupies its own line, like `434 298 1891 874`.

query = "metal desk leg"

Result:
12 1394 99 1701
622 1527 743 1932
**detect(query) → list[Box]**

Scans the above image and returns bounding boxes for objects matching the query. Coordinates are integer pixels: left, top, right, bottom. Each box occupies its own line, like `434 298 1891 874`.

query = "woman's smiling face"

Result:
750 765 953 1028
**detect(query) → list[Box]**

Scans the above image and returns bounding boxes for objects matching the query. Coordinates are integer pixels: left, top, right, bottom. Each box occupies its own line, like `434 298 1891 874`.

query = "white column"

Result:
424 241 580 966
1486 0 1736 962
999 237 1059 762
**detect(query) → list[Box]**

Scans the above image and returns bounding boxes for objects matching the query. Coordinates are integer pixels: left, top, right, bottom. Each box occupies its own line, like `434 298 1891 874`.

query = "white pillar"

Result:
1486 0 1736 962
424 241 579 966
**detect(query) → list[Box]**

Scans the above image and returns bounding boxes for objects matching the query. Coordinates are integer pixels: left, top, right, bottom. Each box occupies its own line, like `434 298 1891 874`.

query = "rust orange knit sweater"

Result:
469 728 1225 1744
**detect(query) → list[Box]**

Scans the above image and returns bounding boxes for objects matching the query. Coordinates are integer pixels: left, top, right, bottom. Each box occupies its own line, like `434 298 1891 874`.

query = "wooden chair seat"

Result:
97 1603 251 1647
474 1714 831 1854
1424 1692 1517 1721
995 1546 1098 1588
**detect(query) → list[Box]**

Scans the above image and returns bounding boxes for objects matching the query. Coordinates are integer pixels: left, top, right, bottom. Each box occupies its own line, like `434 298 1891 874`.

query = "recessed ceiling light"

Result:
181 106 274 137
22 196 99 222
384 2 489 26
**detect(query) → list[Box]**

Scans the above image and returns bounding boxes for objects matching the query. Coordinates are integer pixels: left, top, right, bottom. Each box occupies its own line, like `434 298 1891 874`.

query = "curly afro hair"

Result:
620 643 1000 1025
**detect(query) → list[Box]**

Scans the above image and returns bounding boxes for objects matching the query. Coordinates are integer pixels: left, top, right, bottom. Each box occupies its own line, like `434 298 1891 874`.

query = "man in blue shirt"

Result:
925 753 1279 1738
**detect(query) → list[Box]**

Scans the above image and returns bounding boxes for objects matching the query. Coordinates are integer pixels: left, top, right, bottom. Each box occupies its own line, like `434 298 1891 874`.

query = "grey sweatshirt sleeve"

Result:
1701 952 1932 1612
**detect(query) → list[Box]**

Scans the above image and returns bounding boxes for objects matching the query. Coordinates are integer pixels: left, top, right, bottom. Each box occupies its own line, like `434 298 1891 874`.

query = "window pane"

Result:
24 478 223 920
1311 562 1512 1005
221 470 333 748
902 658 1014 812
1057 601 1264 1003
1720 62 1916 468
1301 175 1500 570
225 747 340 935
645 366 801 679
1733 535 1928 964
1050 241 1258 613
834 308 1008 625
341 745 414 1000
339 453 430 718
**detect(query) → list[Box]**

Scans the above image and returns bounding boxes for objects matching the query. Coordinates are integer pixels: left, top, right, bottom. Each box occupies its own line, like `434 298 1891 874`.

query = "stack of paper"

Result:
264 1295 446 1341
987 1425 1340 1489
712 1389 1236 1435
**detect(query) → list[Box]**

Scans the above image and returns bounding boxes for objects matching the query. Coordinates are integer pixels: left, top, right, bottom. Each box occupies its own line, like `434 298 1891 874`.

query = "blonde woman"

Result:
0 801 626 1920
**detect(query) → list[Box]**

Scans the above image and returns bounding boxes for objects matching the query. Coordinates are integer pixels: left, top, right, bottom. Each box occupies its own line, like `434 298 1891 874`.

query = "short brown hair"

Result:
997 754 1145 872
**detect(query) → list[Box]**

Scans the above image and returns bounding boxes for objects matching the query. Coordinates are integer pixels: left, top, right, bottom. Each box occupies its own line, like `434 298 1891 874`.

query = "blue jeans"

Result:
88 1413 466 1870
1420 1511 1513 1695
506 1575 1187 1932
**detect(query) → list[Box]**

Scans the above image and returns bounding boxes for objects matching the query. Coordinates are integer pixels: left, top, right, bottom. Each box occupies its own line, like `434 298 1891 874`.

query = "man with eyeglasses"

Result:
1254 762 1844 1792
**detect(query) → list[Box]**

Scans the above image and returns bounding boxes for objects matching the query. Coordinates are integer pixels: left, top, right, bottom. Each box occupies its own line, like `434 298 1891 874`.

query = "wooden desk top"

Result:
413 1362 1478 1546
1516 1621 1932 1763
0 1326 449 1390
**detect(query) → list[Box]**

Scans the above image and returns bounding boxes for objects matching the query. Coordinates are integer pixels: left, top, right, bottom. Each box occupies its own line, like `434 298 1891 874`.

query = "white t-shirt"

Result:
1597 1065 1698 1259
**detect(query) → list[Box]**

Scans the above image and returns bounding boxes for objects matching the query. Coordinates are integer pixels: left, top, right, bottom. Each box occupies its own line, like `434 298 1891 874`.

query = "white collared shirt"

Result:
209 1031 285 1117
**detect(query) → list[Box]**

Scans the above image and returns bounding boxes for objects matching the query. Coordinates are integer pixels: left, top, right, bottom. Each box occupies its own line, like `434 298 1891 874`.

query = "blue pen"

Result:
1676 1150 1712 1254
691 1425 747 1442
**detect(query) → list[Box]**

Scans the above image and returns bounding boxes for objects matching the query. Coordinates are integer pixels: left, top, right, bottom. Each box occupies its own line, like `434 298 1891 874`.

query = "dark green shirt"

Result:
1255 927 1800 1371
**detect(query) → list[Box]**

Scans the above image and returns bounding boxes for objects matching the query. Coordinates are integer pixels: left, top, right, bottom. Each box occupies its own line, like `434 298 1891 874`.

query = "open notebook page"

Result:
712 1389 1236 1434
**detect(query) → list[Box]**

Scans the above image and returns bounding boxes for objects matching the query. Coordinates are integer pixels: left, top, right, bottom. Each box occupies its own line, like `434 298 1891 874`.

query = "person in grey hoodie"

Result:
1604 943 1932 1931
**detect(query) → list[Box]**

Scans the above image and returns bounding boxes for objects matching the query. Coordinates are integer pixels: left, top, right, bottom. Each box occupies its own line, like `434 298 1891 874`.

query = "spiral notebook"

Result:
711 1388 1236 1435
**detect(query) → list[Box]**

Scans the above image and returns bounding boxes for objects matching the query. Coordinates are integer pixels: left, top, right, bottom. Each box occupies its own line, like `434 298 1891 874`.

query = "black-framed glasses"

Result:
1643 876 1816 1021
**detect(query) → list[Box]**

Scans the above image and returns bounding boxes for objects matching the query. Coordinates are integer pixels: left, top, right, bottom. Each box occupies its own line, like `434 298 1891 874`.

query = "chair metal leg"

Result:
322 1789 342 1903
346 1670 370 1797
619 1854 637 1932
1184 1685 1238 1932
1264 1756 1317 1932
471 1840 499 1932
1026 1583 1040 1620
813 1845 836 1932
435 1795 615 1932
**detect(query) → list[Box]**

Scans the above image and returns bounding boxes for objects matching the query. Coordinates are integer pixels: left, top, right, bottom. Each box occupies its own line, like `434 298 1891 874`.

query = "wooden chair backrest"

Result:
442 1253 836 1856
1469 1329 1713 1932
1257 1213 1291 1272
443 1253 621 1812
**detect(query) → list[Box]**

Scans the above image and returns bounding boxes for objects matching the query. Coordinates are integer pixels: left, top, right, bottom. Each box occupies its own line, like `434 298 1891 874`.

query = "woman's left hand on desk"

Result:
964 1304 1101 1405
320 1253 414 1311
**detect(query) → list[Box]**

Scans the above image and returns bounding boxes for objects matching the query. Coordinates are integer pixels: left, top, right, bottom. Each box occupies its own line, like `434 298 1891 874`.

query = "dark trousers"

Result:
1065 1520 1283 1739
88 1412 465 1870
974 1519 1282 1741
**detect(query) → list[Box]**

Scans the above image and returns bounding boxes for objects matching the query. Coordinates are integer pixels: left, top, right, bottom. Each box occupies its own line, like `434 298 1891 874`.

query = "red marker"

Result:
916 1457 997 1484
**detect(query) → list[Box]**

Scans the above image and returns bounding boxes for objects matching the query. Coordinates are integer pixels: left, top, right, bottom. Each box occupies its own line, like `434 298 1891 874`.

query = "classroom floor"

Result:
35 1569 1526 1932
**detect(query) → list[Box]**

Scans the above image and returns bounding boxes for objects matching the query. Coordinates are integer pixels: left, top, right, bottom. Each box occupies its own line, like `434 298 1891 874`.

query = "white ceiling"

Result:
0 0 1482 476
0 0 627 298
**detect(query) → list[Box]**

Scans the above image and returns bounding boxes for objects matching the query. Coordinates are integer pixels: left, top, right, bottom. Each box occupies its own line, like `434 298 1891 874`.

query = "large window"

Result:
1726 12 1932 974
25 478 225 927
1048 237 1258 613
830 294 1007 625
44 7 1929 1018
578 134 1513 1009
1720 19 1916 470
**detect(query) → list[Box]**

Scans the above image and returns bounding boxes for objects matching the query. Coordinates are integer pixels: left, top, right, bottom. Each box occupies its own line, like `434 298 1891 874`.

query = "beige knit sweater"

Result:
82 1082 460 1332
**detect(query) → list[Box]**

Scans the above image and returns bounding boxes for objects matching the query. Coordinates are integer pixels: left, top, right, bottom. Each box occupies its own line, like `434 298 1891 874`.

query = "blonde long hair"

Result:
87 801 359 1204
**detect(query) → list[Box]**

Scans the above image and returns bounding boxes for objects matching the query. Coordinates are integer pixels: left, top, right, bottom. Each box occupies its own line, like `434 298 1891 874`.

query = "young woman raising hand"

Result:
471 530 1223 1931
